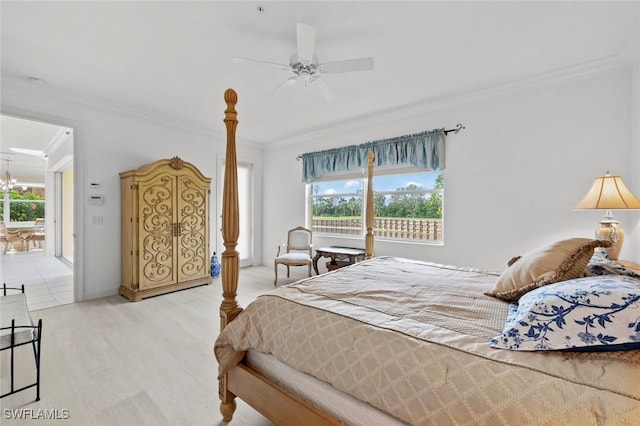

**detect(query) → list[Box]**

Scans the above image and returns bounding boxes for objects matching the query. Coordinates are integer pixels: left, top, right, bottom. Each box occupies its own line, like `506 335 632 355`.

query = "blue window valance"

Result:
300 129 445 182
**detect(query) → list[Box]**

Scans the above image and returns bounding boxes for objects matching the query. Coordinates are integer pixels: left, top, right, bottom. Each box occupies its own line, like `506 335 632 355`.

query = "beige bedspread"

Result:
215 257 640 425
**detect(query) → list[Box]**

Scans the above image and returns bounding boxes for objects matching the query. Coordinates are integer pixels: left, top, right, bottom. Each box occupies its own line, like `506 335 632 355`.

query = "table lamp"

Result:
575 171 640 260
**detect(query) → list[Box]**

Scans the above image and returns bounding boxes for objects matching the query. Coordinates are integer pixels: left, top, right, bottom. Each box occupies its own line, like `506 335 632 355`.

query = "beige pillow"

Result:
485 238 610 301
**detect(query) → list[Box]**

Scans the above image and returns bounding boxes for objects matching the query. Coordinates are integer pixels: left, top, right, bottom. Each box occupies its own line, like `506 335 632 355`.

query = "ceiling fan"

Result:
233 23 375 98
9 147 47 159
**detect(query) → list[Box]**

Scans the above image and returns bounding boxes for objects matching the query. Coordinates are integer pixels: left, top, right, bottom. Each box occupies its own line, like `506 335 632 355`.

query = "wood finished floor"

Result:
1 265 312 425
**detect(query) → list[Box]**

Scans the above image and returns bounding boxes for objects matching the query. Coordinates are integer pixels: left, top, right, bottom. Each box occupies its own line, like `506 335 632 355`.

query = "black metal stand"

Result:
1 284 42 401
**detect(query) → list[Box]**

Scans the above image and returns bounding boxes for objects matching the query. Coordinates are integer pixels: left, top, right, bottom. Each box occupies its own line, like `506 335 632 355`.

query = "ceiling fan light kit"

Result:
233 22 374 98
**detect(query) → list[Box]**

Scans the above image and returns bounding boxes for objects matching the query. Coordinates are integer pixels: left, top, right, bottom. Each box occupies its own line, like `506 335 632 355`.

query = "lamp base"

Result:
595 219 624 261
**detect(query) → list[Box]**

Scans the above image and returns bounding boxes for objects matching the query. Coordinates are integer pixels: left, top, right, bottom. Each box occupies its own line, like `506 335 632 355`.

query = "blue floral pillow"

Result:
583 253 640 279
490 275 640 351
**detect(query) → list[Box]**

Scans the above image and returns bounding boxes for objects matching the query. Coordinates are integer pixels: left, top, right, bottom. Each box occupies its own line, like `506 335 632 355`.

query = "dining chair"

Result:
30 218 45 249
0 223 21 254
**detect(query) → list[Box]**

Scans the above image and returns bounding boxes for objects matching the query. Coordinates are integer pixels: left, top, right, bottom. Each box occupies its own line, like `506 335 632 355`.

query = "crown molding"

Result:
2 52 629 153
1 76 263 151
268 54 631 149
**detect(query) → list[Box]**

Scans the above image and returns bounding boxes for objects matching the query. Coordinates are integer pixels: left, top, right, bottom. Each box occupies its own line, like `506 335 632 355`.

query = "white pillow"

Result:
583 254 640 279
490 275 640 351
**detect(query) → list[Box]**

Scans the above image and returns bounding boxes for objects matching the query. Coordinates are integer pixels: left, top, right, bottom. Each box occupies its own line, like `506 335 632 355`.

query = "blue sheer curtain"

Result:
301 129 445 182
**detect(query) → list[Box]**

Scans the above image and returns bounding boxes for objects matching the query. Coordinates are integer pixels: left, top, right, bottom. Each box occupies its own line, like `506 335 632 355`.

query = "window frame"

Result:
307 168 444 244
1 190 46 223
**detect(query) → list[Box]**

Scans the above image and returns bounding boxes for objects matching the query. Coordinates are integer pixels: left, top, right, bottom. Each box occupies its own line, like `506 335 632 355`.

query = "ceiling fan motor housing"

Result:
289 53 319 78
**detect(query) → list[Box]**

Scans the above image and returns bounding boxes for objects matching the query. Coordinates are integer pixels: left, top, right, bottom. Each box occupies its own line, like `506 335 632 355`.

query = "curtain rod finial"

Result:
444 123 466 135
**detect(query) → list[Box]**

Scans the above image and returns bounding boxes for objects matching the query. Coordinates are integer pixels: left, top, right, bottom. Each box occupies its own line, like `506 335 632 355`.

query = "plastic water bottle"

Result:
211 251 221 278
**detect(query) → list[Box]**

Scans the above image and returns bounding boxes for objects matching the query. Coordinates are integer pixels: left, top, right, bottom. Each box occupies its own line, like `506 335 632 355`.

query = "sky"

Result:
313 172 440 195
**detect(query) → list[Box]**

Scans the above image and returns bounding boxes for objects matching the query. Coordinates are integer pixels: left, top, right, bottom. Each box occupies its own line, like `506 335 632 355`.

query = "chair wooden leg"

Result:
274 262 278 286
308 263 312 277
286 265 290 278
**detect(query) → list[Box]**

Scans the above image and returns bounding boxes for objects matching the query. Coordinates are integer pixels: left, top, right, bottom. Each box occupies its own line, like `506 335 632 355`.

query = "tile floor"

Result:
1 251 73 310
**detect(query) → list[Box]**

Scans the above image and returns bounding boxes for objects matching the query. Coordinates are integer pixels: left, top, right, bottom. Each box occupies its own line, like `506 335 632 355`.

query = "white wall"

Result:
1 83 263 300
263 65 638 272
628 8 640 262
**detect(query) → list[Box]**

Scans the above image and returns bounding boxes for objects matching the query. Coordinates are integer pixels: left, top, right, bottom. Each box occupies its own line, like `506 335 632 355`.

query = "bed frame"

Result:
218 89 375 424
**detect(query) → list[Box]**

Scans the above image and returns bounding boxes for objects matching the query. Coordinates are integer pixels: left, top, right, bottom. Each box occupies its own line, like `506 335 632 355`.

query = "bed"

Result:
214 89 640 425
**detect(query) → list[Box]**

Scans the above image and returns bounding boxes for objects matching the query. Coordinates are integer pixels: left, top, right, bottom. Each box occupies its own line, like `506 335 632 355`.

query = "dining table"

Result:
5 222 43 252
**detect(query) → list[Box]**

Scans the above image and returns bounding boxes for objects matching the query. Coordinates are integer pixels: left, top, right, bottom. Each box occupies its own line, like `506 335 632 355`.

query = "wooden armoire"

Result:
119 156 212 301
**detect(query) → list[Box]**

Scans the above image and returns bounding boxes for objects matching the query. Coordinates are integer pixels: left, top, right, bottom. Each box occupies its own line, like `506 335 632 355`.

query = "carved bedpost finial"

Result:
224 88 238 110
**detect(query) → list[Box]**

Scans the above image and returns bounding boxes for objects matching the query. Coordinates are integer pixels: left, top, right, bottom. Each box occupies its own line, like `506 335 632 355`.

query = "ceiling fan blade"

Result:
232 56 289 70
267 76 298 97
320 57 375 74
9 147 47 159
311 77 338 101
296 23 316 62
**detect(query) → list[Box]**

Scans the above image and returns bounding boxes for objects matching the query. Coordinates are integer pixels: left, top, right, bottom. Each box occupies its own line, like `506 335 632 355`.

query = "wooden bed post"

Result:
219 88 242 421
365 151 375 259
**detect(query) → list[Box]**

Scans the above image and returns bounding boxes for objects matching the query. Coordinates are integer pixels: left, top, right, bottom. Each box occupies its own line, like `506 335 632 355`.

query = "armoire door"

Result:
176 175 210 282
138 173 177 290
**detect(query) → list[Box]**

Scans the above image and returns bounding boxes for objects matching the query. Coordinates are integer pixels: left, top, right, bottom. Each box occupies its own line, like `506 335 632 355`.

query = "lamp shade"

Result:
575 172 640 210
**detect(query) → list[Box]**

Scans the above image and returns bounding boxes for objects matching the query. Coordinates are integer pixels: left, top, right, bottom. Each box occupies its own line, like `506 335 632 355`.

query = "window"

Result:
308 170 443 243
310 179 363 236
236 162 254 267
1 187 46 223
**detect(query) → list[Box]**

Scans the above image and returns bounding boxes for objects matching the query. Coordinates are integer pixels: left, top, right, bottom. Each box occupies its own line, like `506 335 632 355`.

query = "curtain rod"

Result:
295 124 465 160
443 123 466 135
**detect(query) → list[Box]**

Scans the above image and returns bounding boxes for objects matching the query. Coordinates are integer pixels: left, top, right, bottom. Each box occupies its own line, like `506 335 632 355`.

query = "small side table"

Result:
618 260 640 274
313 246 367 274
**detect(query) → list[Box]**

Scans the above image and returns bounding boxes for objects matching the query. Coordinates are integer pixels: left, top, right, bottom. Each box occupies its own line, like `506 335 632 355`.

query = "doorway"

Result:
0 115 74 310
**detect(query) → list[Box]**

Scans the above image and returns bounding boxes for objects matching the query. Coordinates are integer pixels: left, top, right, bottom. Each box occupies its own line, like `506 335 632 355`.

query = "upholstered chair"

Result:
274 226 313 286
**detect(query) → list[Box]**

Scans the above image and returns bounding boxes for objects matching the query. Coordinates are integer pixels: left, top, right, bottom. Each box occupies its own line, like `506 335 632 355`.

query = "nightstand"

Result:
618 260 640 274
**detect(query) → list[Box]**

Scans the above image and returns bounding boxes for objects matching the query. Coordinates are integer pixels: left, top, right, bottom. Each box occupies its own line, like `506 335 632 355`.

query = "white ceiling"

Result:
1 1 638 151
0 115 68 184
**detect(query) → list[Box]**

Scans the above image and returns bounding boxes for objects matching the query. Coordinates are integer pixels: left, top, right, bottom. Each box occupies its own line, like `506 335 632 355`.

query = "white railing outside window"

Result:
308 171 443 243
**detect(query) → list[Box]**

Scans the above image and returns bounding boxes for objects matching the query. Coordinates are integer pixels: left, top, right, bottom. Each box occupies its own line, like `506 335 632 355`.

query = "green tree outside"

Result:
312 173 443 220
0 189 45 221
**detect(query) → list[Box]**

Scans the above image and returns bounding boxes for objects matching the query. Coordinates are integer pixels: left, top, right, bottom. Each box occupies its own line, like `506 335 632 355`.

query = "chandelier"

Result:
0 160 17 191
